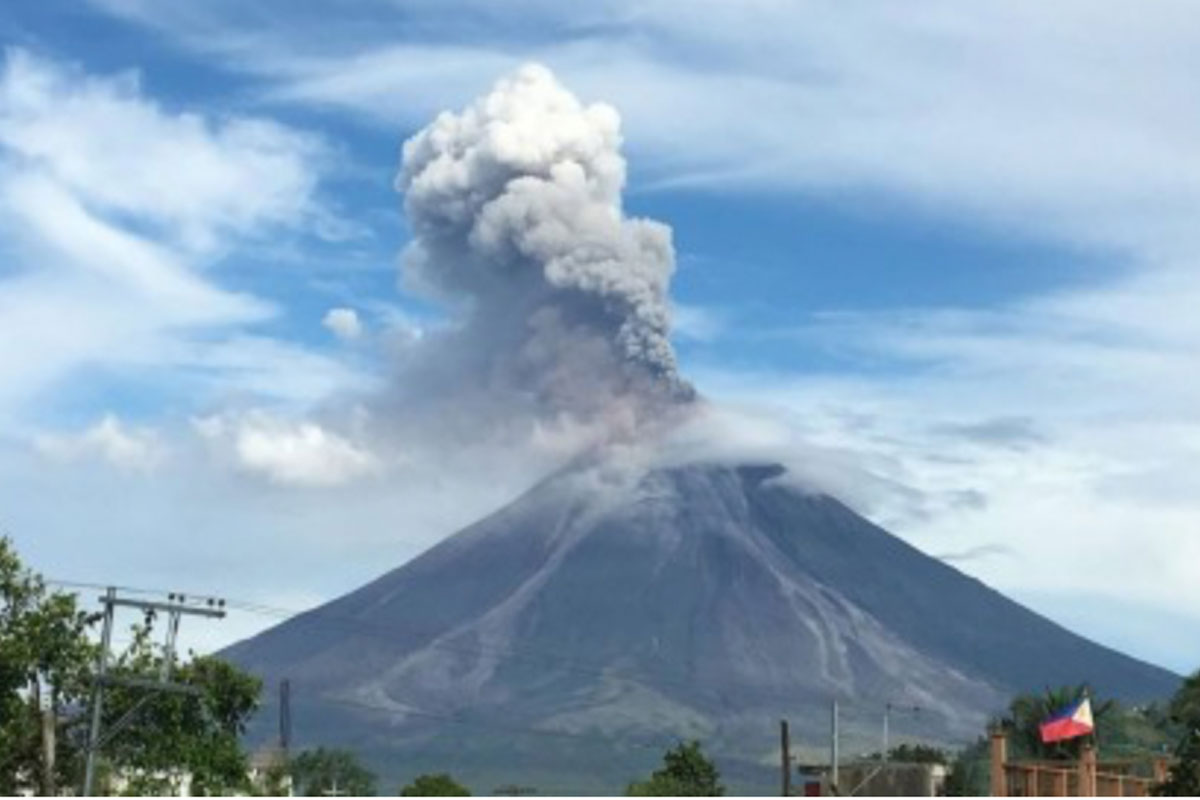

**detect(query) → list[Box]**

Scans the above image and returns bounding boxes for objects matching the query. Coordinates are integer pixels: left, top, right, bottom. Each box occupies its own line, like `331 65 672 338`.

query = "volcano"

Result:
225 461 1177 793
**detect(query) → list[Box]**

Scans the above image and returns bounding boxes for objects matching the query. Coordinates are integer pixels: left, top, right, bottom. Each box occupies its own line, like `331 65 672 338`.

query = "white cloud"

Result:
91 2 1200 259
34 414 165 471
0 425 544 654
0 48 329 252
322 307 364 341
671 303 724 342
194 411 380 487
0 49 366 428
1 170 268 321
687 359 1200 671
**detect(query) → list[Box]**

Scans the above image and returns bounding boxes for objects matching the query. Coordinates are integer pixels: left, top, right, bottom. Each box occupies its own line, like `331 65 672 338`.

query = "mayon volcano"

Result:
226 66 1176 793
225 458 1177 793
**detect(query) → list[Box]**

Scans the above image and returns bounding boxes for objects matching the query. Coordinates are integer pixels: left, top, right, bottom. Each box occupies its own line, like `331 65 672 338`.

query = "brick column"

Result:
1078 743 1097 796
1153 756 1170 785
990 728 1008 796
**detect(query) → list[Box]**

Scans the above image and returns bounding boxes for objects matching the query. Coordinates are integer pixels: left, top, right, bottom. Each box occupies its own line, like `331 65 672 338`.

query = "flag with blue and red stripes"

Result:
1039 697 1095 743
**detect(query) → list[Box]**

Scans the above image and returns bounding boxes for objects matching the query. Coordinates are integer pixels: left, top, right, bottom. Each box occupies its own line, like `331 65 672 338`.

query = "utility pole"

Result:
280 679 292 756
323 777 345 796
883 703 890 762
83 587 116 797
41 699 56 796
830 699 840 793
82 588 226 796
780 719 791 797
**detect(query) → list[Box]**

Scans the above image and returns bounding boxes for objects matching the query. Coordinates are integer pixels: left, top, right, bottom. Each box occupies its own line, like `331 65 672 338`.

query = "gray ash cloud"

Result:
386 64 693 449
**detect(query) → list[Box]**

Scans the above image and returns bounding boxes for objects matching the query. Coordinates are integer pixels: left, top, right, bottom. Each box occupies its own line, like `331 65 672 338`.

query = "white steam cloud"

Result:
323 307 364 341
388 64 693 447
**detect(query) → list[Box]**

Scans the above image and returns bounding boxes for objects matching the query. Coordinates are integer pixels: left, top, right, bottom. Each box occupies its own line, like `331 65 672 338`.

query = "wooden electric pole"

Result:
279 678 292 756
780 719 791 796
41 702 56 796
830 699 840 793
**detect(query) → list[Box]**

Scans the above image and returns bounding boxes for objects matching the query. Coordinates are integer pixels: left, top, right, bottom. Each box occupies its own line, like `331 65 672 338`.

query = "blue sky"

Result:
2 0 1200 673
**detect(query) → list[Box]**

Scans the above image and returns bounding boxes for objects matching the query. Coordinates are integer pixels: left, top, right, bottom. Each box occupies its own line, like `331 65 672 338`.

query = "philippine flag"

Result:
1039 697 1095 743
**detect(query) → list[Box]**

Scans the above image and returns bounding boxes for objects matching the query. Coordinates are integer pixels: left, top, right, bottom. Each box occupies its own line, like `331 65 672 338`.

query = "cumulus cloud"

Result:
34 414 165 471
322 307 364 341
383 64 694 451
194 411 379 487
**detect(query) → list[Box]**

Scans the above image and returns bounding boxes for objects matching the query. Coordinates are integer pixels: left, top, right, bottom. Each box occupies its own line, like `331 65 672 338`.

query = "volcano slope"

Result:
224 462 1177 793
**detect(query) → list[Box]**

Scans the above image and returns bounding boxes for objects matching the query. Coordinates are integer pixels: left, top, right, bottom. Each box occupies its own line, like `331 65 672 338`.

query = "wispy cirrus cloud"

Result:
88 2 1200 259
0 49 369 429
0 47 333 252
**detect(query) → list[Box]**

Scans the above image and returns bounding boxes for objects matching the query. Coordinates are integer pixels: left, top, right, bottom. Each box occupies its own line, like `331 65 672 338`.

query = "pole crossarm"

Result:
104 596 227 619
100 675 204 696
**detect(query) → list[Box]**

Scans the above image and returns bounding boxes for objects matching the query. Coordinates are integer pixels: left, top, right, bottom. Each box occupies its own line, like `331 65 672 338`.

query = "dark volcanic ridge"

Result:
225 460 1177 793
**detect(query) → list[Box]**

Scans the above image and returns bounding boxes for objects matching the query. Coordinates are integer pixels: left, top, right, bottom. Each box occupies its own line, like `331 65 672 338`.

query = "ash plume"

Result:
385 64 694 451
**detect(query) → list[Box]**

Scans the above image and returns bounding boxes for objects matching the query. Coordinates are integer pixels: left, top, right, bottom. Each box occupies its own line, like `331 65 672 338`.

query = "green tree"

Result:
862 743 949 764
290 748 377 796
400 772 471 796
254 757 294 797
1155 669 1200 796
626 740 724 796
95 623 263 795
0 537 262 795
491 783 537 796
944 737 990 797
0 536 97 794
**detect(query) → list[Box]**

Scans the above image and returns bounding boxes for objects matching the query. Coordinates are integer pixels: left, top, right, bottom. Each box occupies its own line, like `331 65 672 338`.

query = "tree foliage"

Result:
626 740 724 796
0 536 97 794
944 736 990 797
0 536 261 795
1155 669 1200 796
290 747 377 796
862 743 949 764
401 772 471 796
96 623 262 795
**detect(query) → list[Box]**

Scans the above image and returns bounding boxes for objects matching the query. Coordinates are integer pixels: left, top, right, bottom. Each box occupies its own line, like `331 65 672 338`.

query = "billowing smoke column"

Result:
393 65 693 444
